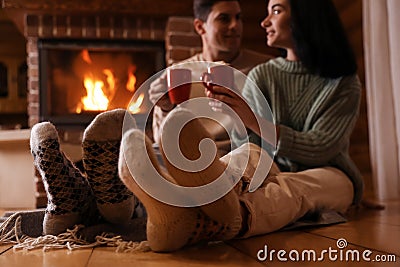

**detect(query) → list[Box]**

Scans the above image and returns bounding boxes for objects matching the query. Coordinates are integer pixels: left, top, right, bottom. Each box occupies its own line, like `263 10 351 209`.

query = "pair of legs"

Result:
30 109 144 235
119 108 354 251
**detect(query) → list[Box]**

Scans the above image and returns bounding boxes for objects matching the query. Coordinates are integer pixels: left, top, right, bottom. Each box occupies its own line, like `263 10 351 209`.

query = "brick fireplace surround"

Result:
24 14 203 128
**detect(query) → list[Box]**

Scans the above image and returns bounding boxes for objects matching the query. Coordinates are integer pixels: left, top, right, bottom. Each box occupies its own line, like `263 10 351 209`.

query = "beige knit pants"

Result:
220 143 354 238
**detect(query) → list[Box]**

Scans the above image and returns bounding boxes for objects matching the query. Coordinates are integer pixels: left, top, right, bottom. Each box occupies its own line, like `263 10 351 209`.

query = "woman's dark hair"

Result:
193 0 239 21
267 0 357 78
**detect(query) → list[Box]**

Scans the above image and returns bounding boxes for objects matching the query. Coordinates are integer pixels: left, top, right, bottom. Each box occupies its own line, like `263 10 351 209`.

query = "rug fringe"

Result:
0 215 150 253
0 215 26 244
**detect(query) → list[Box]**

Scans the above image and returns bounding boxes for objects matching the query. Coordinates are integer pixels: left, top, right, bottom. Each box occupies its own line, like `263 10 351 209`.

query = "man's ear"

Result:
193 18 206 35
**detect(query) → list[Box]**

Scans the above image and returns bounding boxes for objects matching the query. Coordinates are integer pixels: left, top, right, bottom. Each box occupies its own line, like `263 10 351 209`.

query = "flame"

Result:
81 49 92 64
126 65 137 92
128 93 145 114
76 77 109 112
102 69 117 101
75 51 141 113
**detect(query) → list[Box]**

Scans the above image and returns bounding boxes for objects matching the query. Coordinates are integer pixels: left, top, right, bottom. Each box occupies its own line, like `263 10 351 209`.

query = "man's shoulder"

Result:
180 53 203 63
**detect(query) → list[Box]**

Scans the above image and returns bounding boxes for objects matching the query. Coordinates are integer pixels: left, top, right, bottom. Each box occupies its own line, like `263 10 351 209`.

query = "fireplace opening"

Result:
38 39 165 129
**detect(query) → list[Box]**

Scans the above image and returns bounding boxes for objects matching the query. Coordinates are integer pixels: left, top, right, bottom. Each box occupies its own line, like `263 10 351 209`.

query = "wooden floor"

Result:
1 200 399 267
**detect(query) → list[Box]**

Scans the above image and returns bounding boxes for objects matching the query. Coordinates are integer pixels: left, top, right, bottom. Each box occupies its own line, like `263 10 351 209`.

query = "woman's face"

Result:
261 0 294 50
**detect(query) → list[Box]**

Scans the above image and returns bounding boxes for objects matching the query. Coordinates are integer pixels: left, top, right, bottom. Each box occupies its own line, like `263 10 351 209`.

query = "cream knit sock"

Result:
119 129 241 252
83 109 140 224
30 122 97 235
160 108 242 227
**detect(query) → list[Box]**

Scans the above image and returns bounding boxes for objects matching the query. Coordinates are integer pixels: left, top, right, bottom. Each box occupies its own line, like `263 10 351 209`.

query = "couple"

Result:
31 0 363 252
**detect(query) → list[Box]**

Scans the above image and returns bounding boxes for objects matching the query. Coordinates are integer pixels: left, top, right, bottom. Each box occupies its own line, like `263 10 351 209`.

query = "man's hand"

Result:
149 75 175 112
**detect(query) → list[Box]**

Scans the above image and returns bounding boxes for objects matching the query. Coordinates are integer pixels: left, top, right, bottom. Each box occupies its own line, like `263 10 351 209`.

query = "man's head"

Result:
193 0 243 61
193 0 239 21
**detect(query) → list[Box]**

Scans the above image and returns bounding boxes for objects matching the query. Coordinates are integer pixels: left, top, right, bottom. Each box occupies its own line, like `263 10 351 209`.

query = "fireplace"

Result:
1 3 202 207
38 38 165 129
15 13 172 207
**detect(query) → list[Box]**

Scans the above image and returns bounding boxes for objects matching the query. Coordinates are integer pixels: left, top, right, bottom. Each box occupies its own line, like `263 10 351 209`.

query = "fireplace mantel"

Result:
2 0 193 15
1 0 193 37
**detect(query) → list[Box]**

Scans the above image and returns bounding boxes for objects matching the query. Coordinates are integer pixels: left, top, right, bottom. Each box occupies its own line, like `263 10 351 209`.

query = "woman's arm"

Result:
276 75 361 165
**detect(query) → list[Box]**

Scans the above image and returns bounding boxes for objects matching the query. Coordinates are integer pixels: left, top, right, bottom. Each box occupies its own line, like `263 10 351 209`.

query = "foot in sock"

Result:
159 107 242 225
83 109 140 224
118 129 242 252
30 122 97 235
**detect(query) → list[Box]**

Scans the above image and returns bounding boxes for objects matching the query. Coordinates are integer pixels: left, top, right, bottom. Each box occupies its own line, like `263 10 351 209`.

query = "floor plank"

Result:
0 244 12 254
351 201 400 226
0 248 93 267
88 242 265 267
304 202 400 257
305 221 399 256
228 230 399 266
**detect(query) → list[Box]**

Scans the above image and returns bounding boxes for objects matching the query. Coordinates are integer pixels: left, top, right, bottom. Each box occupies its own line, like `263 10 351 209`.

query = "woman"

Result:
207 0 363 205
117 0 363 252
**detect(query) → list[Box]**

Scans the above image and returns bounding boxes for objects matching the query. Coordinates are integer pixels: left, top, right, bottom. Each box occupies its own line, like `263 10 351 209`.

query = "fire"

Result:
128 93 145 114
102 69 117 101
78 77 109 112
81 49 92 64
76 70 116 113
126 65 137 92
75 50 143 113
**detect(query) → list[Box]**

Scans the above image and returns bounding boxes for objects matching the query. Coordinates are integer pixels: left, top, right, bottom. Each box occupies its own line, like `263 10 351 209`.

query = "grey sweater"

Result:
236 57 363 204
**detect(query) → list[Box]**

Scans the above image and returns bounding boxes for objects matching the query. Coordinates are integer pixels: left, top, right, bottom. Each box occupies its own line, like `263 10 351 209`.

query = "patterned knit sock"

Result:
118 129 241 252
82 109 140 224
159 108 242 226
30 122 97 235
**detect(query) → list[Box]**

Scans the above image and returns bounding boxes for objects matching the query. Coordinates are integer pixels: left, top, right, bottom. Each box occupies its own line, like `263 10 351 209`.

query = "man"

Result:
149 0 273 152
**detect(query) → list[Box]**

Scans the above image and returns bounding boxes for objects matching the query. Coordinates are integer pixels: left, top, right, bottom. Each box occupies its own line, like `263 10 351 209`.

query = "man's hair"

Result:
193 0 239 21
266 0 357 78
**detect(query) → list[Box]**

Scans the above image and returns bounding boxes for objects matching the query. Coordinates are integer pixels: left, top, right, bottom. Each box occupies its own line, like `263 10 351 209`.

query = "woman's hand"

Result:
205 85 258 133
205 85 278 143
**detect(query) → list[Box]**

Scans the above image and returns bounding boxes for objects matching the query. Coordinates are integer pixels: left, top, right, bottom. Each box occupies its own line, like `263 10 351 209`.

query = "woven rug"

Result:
0 209 148 252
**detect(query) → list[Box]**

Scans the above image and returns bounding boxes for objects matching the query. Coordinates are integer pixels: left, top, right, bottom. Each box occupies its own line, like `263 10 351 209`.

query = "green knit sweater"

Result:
236 57 363 204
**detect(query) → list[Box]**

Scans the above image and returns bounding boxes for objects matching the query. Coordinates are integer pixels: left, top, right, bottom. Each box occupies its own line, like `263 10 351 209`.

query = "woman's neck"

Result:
286 49 299 61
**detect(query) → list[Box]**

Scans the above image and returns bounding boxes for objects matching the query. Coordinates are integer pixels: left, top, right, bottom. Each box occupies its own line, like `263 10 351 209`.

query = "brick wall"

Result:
164 17 201 66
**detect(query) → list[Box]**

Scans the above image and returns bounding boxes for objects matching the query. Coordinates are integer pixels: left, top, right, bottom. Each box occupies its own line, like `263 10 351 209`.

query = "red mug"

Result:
167 68 192 105
200 65 235 92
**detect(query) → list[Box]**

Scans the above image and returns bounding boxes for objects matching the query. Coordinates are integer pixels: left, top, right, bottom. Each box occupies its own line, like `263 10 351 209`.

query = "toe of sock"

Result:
83 108 134 141
30 122 59 151
97 197 136 224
